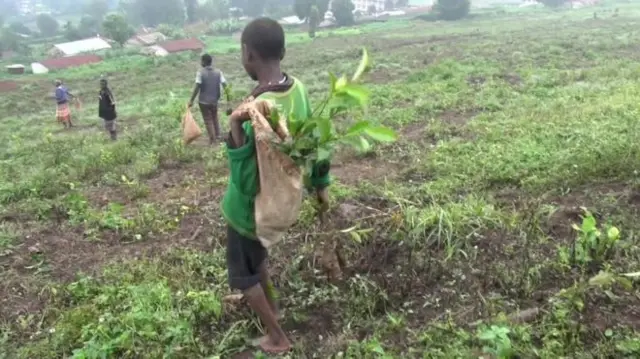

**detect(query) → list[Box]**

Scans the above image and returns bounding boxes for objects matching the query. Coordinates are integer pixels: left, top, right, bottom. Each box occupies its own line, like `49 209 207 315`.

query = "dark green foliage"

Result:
185 0 198 23
36 14 60 35
435 0 470 21
102 14 135 46
295 0 329 21
331 0 355 26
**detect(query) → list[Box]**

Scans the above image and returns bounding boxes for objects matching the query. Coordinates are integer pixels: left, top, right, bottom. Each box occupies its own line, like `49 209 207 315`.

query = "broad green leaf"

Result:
364 126 398 142
335 75 348 91
358 136 371 152
317 117 332 142
349 231 362 243
317 147 331 162
588 271 616 287
346 120 371 135
329 72 337 93
337 83 369 107
352 48 370 82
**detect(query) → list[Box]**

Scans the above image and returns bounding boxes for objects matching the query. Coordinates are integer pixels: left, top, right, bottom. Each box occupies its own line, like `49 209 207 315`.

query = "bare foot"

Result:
257 334 291 354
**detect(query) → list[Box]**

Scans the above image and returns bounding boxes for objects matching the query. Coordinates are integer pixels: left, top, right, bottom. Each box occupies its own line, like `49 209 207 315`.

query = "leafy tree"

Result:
78 16 100 37
102 14 135 46
85 0 110 22
8 21 31 35
308 5 319 38
435 0 470 21
185 0 198 23
0 28 29 55
63 21 81 41
36 14 59 36
367 4 376 14
0 14 4 28
331 0 354 26
396 0 408 7
295 0 329 21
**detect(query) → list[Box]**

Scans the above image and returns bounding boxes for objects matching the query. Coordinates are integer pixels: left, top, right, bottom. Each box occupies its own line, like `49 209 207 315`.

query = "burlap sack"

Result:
182 107 202 144
245 101 303 248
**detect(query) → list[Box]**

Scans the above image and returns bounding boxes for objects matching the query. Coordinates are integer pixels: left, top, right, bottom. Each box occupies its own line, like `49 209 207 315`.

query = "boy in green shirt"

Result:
222 18 330 354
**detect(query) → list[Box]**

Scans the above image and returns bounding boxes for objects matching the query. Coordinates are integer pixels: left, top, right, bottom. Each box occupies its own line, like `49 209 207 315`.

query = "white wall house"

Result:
48 37 112 57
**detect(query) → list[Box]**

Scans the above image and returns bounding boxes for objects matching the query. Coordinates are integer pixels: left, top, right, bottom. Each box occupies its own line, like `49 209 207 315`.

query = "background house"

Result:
5 64 26 75
48 37 112 57
31 55 103 74
146 38 204 57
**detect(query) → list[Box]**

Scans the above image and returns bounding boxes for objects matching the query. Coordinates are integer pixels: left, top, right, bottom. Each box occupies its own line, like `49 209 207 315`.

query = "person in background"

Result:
55 80 75 128
188 53 230 144
98 78 117 141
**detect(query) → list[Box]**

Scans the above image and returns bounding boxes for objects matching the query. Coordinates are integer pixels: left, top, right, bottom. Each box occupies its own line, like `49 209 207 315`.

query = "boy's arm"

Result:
229 107 250 147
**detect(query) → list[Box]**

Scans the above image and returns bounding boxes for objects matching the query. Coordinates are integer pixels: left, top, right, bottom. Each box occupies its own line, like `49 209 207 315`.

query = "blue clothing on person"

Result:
55 86 70 104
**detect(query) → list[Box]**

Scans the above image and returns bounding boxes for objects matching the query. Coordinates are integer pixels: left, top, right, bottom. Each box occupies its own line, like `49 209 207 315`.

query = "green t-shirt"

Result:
221 77 330 238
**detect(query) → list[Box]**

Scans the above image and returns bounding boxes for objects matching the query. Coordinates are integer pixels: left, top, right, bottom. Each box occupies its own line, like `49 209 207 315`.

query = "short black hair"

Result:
201 53 212 66
241 17 285 60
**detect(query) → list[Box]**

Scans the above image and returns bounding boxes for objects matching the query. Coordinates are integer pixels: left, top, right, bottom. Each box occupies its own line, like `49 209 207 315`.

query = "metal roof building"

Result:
49 37 112 57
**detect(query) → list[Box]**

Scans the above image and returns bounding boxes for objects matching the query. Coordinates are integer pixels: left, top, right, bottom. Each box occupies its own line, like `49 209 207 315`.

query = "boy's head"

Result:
201 53 213 68
240 17 285 81
100 78 108 89
54 79 62 87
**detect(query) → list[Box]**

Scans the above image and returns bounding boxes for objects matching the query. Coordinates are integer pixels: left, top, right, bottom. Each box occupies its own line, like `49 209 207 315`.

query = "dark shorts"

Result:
226 225 267 291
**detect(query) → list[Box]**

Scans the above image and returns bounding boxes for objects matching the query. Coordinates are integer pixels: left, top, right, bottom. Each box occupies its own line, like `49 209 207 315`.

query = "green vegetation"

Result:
102 14 135 47
2 3 640 358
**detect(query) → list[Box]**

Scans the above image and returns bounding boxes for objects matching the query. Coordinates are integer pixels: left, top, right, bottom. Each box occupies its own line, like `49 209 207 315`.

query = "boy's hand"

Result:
229 107 250 122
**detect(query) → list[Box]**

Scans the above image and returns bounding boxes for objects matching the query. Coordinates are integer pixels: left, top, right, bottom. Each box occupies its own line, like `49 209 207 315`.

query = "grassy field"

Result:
2 4 640 358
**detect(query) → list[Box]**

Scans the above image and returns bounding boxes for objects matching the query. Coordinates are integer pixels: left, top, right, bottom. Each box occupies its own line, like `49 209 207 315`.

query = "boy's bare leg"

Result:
316 187 330 223
243 283 291 353
258 261 279 317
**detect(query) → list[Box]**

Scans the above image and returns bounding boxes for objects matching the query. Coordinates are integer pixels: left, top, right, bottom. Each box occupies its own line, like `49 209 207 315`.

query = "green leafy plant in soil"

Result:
273 48 398 175
558 209 621 270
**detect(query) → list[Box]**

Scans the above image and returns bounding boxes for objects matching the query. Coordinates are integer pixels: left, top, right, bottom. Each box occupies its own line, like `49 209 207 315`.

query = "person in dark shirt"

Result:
188 53 229 144
54 80 75 128
98 78 117 141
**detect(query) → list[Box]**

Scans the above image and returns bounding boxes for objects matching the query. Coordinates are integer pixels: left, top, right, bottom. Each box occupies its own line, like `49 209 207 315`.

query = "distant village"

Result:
3 0 602 76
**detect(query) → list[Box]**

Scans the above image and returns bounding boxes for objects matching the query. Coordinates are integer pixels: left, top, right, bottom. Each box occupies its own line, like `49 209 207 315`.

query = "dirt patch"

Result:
494 73 522 86
440 108 480 127
331 151 402 186
0 80 18 92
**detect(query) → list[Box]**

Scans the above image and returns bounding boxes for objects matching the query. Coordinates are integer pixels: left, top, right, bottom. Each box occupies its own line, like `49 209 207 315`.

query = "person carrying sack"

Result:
188 53 230 145
220 17 331 356
54 80 76 128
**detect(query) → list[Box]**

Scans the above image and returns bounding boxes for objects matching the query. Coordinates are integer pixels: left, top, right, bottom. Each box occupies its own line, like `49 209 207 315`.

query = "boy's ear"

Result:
280 48 286 61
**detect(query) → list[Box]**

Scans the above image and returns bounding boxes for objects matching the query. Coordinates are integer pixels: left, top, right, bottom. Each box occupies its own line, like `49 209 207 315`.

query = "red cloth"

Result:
56 103 71 123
